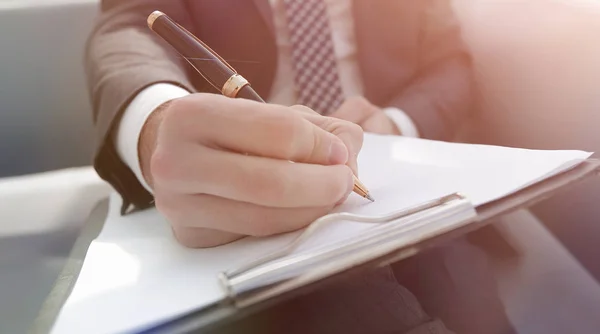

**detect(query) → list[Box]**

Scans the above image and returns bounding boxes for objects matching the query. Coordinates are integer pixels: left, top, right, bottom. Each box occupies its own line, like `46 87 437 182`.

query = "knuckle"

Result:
277 112 301 137
160 97 189 126
162 94 212 132
267 113 305 160
149 146 178 185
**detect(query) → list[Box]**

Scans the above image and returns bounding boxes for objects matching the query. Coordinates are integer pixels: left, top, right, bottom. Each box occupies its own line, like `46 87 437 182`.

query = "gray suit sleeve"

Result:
85 0 197 212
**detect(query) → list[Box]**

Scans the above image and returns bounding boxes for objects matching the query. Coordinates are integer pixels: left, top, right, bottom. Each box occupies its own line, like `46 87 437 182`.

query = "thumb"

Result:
300 122 350 165
283 106 350 165
291 105 363 176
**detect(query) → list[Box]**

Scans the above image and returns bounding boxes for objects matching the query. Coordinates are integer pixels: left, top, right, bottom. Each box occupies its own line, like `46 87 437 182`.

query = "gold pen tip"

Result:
147 10 165 29
365 194 375 202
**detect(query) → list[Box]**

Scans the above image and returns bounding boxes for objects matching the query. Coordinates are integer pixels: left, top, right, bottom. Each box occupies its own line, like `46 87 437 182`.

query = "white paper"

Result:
51 134 592 334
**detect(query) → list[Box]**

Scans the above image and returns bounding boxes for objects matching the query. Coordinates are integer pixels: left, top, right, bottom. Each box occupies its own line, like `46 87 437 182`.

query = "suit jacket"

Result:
85 0 474 213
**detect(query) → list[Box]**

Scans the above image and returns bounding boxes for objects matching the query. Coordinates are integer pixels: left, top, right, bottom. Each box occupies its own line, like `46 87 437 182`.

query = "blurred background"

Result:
0 0 599 333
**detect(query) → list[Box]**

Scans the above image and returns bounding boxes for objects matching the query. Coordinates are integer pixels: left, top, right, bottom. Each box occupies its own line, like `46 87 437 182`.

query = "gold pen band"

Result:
222 74 250 98
353 175 373 202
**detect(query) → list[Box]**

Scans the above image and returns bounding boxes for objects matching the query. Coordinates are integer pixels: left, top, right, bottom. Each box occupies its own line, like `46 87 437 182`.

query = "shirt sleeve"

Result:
115 83 191 194
382 107 421 138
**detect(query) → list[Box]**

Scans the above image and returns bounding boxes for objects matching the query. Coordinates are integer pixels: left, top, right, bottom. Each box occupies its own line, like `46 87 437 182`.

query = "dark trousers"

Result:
210 237 516 334
392 237 517 334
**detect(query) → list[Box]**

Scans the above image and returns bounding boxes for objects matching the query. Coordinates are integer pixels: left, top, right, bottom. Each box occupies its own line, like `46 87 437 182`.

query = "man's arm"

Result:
85 0 197 213
387 0 474 142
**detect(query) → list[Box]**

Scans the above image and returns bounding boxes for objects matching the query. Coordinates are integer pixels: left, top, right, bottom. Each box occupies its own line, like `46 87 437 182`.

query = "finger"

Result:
156 191 333 237
328 96 379 124
319 117 363 176
291 105 363 175
171 225 244 248
163 94 348 166
150 143 355 208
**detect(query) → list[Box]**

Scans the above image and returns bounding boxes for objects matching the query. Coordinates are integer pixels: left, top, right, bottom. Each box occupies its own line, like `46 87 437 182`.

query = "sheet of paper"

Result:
51 134 592 334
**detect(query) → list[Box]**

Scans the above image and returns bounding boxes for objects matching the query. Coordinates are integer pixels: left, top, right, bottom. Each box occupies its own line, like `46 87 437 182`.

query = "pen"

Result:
147 10 374 202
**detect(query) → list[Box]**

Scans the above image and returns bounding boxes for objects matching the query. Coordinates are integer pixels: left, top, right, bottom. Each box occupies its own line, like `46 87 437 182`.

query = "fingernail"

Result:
328 139 348 165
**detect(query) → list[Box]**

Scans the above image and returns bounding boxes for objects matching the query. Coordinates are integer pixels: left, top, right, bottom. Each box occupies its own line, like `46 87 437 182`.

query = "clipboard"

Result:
140 158 600 334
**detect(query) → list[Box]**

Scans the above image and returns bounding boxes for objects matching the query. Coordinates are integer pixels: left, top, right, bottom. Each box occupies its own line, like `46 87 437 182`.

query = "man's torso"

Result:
182 0 425 107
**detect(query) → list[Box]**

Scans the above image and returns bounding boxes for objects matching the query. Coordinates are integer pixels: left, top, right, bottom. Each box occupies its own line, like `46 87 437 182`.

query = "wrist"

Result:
382 107 420 138
115 83 191 195
138 100 172 189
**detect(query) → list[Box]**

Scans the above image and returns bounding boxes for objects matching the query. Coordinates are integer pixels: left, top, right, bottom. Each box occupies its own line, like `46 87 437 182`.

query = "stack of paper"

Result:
50 133 592 334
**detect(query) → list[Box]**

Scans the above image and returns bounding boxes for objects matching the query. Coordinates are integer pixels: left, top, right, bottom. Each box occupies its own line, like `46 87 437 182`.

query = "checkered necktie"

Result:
283 0 345 115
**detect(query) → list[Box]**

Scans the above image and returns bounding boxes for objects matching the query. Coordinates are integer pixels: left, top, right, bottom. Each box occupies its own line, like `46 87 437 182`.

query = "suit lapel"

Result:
252 0 275 35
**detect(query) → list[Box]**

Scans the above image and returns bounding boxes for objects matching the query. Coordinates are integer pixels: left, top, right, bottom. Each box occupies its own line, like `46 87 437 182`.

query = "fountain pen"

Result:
147 10 374 202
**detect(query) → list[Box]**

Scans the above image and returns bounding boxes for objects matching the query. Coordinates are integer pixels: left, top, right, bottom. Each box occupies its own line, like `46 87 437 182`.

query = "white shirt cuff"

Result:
115 83 191 194
383 107 420 138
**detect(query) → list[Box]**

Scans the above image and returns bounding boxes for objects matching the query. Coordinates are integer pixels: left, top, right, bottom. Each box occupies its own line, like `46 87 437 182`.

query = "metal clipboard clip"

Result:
218 193 477 308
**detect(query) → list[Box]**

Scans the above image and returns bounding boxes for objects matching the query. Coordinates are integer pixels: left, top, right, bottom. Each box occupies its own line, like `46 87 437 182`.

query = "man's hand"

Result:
139 93 363 248
329 97 401 135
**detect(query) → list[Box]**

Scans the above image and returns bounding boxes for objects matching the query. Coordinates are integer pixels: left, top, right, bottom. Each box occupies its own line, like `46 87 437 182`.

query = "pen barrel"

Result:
237 85 265 102
150 13 235 91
